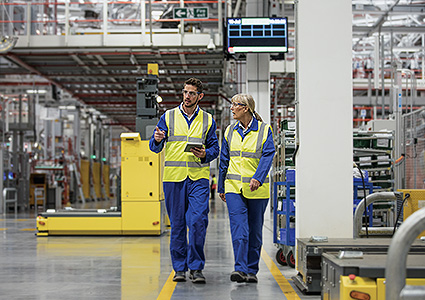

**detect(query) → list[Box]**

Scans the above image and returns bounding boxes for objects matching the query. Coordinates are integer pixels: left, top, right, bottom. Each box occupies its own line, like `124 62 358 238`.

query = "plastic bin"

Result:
281 198 295 213
285 169 295 182
353 170 369 183
280 228 295 245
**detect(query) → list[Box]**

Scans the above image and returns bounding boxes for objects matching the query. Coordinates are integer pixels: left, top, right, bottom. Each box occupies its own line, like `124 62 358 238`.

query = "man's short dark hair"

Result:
184 78 203 94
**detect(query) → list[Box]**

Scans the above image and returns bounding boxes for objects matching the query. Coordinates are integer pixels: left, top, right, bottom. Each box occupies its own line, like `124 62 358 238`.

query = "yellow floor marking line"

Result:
156 271 177 300
261 248 301 300
0 228 6 231
20 228 36 231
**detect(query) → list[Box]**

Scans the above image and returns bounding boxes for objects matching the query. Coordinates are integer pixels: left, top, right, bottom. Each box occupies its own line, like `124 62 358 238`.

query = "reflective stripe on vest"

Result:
165 161 209 168
163 108 211 182
224 121 270 199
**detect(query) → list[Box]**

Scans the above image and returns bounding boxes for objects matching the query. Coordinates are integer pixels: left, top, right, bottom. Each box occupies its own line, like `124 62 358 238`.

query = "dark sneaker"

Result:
247 273 258 283
189 270 206 284
173 271 186 282
230 271 247 283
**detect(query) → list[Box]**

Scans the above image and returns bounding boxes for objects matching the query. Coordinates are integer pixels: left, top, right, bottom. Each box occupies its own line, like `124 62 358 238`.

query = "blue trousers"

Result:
225 193 269 274
164 178 209 272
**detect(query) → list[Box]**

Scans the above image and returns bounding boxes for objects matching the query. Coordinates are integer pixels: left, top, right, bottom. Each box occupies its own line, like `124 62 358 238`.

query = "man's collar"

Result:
179 103 199 117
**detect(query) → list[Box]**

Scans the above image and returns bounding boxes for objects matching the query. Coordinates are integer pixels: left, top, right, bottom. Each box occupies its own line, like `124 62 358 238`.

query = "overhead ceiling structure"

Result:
0 0 229 130
1 0 425 131
1 48 224 128
351 0 425 104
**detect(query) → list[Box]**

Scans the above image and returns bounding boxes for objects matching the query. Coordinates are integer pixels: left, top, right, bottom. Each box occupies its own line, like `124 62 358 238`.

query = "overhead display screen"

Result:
226 17 288 54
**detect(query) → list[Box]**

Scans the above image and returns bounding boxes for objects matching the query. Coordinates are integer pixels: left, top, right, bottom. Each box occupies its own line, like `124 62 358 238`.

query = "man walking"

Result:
149 78 219 283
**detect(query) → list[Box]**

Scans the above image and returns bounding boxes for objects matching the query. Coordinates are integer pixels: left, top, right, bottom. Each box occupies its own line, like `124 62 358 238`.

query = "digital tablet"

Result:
184 143 204 152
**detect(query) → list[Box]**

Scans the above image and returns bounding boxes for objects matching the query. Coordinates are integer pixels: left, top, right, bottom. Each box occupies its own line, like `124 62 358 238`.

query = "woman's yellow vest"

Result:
163 107 212 182
224 121 270 199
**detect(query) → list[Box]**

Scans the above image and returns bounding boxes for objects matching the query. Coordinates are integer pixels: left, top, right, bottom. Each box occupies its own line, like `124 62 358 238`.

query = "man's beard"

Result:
184 99 199 108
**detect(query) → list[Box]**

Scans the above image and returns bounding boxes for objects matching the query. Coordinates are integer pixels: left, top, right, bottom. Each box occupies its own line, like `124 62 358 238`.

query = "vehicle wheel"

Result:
276 248 287 266
286 251 296 268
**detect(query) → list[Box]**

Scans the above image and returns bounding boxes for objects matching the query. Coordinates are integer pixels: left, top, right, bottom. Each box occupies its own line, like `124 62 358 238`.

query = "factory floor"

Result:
0 198 320 300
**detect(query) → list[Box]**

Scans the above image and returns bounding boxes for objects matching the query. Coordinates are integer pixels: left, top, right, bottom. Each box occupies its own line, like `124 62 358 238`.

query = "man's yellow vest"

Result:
163 107 212 182
224 121 270 199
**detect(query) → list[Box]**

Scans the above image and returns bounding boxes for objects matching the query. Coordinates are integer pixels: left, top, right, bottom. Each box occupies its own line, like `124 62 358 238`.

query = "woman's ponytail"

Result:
253 111 263 122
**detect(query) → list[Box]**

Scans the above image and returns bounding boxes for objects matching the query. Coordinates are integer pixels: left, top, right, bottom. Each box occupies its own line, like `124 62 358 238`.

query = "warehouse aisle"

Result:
0 200 319 300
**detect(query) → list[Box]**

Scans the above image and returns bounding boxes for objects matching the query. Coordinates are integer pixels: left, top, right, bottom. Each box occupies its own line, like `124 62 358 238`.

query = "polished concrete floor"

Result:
0 199 321 300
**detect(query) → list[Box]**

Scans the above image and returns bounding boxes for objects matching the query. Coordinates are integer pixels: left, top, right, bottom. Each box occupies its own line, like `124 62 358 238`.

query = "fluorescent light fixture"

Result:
27 89 47 94
59 105 76 110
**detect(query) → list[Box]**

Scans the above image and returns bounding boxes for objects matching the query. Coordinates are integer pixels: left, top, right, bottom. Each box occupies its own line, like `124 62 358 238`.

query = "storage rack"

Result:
272 120 295 183
353 130 395 228
272 119 297 267
353 130 394 190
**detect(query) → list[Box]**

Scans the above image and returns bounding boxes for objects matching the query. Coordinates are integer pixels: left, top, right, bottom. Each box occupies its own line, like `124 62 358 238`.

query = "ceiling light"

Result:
27 89 47 94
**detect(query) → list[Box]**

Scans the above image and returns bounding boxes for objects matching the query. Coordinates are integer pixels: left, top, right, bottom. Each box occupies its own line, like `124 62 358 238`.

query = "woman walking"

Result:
218 94 275 283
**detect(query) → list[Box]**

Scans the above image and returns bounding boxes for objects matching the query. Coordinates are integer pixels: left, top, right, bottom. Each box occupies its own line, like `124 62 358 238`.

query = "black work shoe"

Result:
189 270 206 284
246 273 258 283
230 271 247 283
173 271 186 282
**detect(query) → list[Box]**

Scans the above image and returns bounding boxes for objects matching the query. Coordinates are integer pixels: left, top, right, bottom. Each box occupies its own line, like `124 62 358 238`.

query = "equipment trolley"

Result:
273 180 296 268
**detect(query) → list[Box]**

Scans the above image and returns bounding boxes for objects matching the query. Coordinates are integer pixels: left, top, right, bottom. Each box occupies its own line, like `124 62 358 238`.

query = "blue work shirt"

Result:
218 117 275 194
149 105 219 164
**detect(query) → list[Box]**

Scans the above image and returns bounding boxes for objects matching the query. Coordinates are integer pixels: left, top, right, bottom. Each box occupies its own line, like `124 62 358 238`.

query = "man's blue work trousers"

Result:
164 178 209 272
225 193 269 275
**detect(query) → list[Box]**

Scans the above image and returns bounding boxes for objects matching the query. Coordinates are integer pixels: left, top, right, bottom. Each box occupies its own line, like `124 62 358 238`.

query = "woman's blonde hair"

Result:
231 93 263 122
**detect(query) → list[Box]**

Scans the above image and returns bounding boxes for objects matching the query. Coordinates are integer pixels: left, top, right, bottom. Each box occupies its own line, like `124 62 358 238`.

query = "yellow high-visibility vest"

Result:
163 107 212 182
224 121 270 199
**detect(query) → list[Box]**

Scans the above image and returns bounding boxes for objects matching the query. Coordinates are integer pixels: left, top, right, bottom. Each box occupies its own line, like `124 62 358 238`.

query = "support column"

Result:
246 54 271 123
296 1 353 238
246 0 270 124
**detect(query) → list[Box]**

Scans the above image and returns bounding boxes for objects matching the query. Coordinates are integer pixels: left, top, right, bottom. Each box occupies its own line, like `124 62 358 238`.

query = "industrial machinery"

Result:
293 190 425 294
322 206 425 299
321 251 425 300
36 64 166 236
293 237 425 295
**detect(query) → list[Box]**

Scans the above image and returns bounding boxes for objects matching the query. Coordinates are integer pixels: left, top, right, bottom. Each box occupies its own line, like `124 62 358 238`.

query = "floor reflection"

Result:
36 235 171 299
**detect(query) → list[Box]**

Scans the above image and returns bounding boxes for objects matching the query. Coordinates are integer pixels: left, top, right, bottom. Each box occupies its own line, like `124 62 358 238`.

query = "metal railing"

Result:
0 1 221 38
385 206 425 300
353 191 401 238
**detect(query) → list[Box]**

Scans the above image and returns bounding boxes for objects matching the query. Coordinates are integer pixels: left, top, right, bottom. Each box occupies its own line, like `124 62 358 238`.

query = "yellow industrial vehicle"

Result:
36 64 167 236
36 133 166 236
